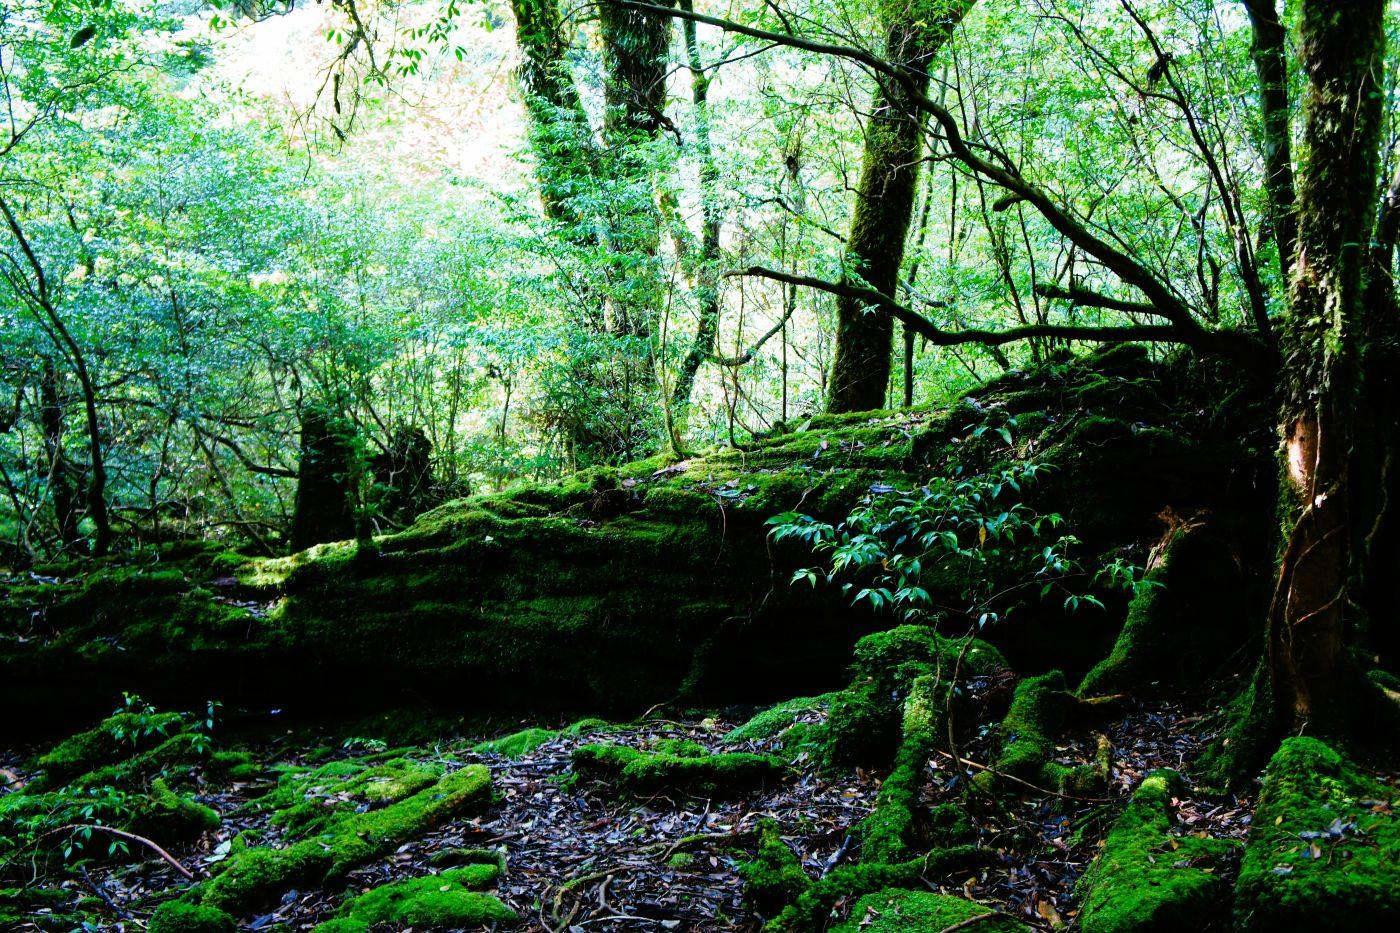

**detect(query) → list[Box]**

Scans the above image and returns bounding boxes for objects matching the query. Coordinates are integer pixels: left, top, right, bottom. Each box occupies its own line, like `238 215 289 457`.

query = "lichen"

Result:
1075 770 1236 932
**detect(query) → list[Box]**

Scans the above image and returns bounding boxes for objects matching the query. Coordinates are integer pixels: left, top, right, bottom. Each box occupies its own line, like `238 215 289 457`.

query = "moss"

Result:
724 694 836 744
572 743 784 798
824 627 1006 769
1079 524 1251 696
979 670 1101 795
309 921 369 933
147 901 237 933
1075 771 1236 933
264 757 441 836
474 726 557 758
767 847 995 932
324 865 515 929
201 765 492 914
34 710 185 784
858 675 943 863
1234 737 1400 931
737 819 811 914
831 888 1027 932
0 886 79 930
132 778 221 841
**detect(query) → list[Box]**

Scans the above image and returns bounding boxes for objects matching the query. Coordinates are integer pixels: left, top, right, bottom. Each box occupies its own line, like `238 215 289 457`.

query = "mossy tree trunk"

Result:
826 1 976 414
1266 0 1387 729
597 0 671 345
38 358 83 552
290 405 361 551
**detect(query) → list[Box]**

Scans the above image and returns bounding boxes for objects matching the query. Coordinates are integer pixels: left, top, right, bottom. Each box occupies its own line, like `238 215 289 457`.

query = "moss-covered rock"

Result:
571 743 784 798
33 709 184 785
823 626 1006 769
131 778 220 841
737 819 811 915
1079 522 1255 696
831 888 1027 932
978 670 1101 795
766 847 996 932
1234 737 1399 931
201 764 492 913
1075 771 1237 932
724 694 836 744
474 726 558 758
147 901 237 933
317 864 516 929
261 757 440 837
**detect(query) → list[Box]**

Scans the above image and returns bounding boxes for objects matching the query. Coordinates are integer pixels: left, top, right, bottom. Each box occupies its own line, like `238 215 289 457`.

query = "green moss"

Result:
858 675 943 863
323 865 515 929
201 765 492 914
724 694 836 744
309 921 369 933
737 819 811 914
263 757 441 836
831 888 1027 932
147 901 236 933
571 743 784 797
34 710 184 784
979 670 1101 795
824 627 1006 769
1075 771 1236 933
474 726 557 758
1234 737 1400 931
132 778 220 841
767 847 995 932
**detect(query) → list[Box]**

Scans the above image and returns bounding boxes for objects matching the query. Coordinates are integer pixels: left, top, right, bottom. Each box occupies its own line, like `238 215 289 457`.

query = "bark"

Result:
596 0 671 344
1243 0 1297 281
826 1 976 413
668 0 723 421
38 359 83 552
510 0 599 246
289 405 361 551
1267 0 1386 727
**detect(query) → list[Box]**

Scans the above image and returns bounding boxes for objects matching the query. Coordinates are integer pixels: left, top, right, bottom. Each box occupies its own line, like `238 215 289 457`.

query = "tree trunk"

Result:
668 0 723 427
290 405 361 551
826 1 975 413
1267 0 1386 727
38 359 83 552
1243 0 1297 281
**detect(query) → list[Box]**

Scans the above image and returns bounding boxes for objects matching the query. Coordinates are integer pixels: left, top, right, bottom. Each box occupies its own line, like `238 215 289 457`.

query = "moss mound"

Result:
572 742 784 797
823 626 1007 768
724 694 835 745
1075 771 1237 932
200 764 493 914
737 819 811 915
979 670 1101 795
317 864 516 929
1234 737 1400 931
474 726 558 758
831 888 1027 931
147 902 237 933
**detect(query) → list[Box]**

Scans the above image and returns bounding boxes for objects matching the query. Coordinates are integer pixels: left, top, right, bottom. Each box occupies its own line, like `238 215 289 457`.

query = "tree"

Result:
826 0 976 414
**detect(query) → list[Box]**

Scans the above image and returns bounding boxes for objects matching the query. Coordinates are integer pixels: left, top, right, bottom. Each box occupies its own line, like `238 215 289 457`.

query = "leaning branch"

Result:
733 264 1204 348
615 0 1205 336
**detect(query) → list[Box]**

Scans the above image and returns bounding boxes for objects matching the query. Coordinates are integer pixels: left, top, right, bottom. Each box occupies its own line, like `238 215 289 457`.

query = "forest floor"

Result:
3 695 1260 932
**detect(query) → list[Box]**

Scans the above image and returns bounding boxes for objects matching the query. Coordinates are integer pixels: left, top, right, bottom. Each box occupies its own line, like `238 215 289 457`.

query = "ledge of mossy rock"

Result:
572 743 785 798
1075 770 1237 933
260 757 441 838
33 709 185 786
315 863 515 930
200 765 493 914
147 902 237 933
832 888 1028 932
1 348 1270 721
1235 737 1400 931
474 726 558 758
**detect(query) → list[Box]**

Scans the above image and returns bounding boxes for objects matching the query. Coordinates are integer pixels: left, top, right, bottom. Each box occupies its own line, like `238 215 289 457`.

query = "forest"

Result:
0 0 1397 930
